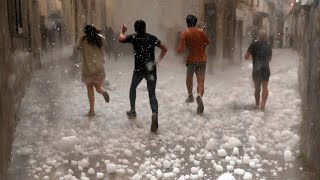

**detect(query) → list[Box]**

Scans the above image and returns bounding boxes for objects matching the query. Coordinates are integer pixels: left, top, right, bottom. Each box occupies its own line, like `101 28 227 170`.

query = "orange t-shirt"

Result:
176 27 210 64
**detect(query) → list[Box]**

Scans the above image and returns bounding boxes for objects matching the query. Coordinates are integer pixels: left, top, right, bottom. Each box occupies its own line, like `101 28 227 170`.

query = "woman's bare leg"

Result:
254 81 261 109
261 81 269 111
86 83 95 115
94 82 109 103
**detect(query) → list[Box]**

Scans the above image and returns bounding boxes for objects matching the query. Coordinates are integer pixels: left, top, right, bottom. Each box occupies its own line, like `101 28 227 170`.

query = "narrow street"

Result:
7 48 317 180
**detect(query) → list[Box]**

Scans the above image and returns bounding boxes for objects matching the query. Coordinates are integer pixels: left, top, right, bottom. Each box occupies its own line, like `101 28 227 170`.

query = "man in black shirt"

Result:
245 30 272 111
119 20 167 132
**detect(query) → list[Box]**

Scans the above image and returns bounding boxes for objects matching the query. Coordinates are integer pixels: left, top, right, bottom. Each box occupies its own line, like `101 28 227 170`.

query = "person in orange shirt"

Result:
177 15 210 115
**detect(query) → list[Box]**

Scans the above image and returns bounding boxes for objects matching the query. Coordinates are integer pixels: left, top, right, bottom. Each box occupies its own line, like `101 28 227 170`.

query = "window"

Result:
15 0 23 34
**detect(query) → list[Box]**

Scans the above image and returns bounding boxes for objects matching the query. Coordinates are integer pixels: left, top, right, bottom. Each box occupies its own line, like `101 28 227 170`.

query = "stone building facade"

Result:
0 0 41 179
294 0 320 170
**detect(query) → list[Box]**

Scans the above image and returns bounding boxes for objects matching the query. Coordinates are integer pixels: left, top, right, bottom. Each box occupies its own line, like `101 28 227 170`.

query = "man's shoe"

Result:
126 110 137 119
185 95 195 103
196 96 204 115
151 113 158 133
103 91 110 103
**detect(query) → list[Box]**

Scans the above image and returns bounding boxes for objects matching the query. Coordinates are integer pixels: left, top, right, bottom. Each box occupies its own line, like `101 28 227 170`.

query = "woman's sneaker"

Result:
103 91 110 103
196 96 204 115
126 110 137 119
185 95 195 103
151 113 158 133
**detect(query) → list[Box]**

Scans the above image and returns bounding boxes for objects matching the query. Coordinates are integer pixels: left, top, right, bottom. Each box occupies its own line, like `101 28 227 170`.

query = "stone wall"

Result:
296 0 320 170
0 0 41 179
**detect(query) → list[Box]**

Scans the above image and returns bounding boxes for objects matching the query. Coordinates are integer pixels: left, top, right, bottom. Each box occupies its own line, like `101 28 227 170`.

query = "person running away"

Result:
245 30 272 111
76 25 110 116
119 20 167 133
176 14 210 115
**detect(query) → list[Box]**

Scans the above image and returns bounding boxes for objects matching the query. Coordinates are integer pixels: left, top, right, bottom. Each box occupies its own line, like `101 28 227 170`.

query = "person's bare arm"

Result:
176 33 185 54
155 43 168 65
118 24 128 43
245 51 251 60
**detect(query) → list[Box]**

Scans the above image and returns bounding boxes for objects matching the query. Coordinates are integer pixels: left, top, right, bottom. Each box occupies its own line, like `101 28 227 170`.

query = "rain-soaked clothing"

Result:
121 33 161 113
123 33 161 75
247 41 272 82
76 35 106 85
177 27 210 64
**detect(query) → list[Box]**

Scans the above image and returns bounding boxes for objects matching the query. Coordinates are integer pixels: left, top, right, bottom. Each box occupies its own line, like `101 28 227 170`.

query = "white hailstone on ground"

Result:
300 167 304 171
133 162 139 167
55 171 62 177
160 147 166 154
173 167 180 174
227 165 234 171
139 164 147 172
191 167 199 174
41 130 48 137
277 167 283 172
96 172 104 179
175 145 182 152
217 173 236 180
145 150 151 156
122 159 130 165
257 168 264 173
225 156 232 162
243 172 253 180
88 168 95 175
53 136 79 153
163 160 171 169
227 137 242 149
190 174 199 179
190 147 196 152
71 160 77 166
68 169 74 175
214 164 224 172
229 161 236 166
243 155 250 164
248 136 257 146
157 170 164 178
43 176 49 180
218 149 228 157
132 174 143 180
81 177 89 180
95 162 100 167
106 163 117 174
155 161 162 168
205 139 217 150
232 147 239 155
234 168 245 176
249 161 256 168
198 169 204 178
194 160 201 166
78 159 89 168
127 169 134 174
284 150 293 162
45 169 51 173
124 149 133 157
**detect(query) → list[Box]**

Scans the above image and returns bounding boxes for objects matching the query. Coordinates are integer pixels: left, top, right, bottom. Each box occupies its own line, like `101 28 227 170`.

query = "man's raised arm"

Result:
118 24 128 43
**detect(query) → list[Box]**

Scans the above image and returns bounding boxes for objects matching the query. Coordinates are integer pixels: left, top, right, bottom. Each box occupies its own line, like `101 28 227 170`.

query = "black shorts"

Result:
187 62 207 75
252 63 270 82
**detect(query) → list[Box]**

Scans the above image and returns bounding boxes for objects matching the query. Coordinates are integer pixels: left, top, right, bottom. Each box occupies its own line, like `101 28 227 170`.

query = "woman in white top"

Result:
76 25 109 116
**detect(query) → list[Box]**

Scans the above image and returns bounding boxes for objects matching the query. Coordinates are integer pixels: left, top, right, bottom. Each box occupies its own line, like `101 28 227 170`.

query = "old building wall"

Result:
297 1 320 170
0 0 41 179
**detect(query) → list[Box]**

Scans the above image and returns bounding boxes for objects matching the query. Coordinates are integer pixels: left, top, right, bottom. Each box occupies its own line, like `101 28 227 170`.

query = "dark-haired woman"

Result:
76 25 109 116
